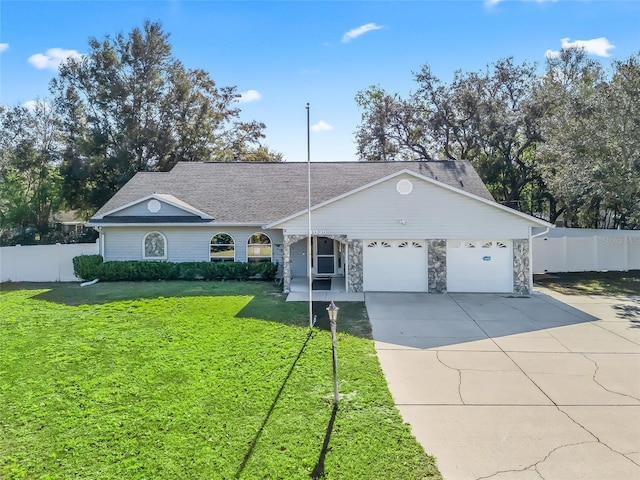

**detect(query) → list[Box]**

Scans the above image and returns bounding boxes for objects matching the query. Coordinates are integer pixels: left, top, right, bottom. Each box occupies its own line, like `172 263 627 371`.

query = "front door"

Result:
314 237 335 275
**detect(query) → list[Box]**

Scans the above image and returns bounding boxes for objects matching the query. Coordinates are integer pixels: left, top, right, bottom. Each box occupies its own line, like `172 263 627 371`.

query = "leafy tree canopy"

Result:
51 21 282 212
538 49 640 228
0 102 63 233
355 58 547 208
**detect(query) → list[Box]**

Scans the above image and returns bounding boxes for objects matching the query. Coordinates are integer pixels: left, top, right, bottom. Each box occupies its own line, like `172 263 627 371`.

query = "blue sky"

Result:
1 1 639 163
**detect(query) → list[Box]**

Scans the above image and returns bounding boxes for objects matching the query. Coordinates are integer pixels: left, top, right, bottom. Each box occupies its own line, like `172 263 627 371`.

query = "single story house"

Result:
86 161 551 294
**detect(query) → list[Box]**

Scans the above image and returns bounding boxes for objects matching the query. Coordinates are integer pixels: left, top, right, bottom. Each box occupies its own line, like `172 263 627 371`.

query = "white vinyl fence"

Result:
2 231 638 282
532 228 640 273
0 242 99 283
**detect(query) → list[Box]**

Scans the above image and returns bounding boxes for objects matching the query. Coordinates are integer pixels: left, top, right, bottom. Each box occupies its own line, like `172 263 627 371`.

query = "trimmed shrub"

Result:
73 255 104 280
252 262 279 281
100 261 179 281
71 255 279 282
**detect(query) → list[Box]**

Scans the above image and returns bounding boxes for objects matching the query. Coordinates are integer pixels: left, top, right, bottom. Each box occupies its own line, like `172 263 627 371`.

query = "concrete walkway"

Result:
285 291 364 302
366 290 640 480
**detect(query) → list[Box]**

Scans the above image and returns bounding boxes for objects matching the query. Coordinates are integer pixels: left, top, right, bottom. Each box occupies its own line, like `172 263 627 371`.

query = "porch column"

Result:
513 239 530 295
283 237 292 293
347 239 363 293
282 234 308 293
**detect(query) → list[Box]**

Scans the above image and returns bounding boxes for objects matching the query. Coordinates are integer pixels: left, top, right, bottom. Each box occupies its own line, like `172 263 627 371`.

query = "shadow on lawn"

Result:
13 280 269 306
3 281 371 339
236 298 372 339
310 404 338 479
235 328 315 479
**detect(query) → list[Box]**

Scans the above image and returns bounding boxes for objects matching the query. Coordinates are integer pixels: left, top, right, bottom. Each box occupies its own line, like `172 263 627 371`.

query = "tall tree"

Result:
0 102 63 234
354 58 549 210
52 21 281 212
537 49 640 228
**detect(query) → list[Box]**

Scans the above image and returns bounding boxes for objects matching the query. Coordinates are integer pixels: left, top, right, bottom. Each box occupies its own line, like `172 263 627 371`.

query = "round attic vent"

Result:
396 179 413 195
147 199 162 213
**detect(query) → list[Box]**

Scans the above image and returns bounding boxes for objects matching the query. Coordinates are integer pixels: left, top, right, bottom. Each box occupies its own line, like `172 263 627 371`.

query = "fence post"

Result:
625 236 630 271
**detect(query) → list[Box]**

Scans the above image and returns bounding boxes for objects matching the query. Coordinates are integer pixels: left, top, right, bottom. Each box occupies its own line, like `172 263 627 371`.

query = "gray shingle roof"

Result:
92 161 495 224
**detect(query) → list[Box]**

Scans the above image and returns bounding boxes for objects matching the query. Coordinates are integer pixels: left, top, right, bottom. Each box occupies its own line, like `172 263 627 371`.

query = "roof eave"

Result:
86 221 270 228
92 193 213 220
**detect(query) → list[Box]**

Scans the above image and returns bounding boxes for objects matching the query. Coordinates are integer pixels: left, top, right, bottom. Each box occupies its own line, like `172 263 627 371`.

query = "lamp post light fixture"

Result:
326 301 340 405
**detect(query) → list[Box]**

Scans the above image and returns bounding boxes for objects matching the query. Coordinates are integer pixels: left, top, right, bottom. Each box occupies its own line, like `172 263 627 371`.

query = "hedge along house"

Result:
86 161 551 294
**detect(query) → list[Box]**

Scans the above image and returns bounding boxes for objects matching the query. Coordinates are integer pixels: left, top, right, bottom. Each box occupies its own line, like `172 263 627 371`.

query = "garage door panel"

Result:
447 240 513 293
364 240 427 292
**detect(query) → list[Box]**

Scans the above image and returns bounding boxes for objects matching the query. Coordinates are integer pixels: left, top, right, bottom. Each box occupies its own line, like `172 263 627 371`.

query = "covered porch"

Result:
282 234 364 295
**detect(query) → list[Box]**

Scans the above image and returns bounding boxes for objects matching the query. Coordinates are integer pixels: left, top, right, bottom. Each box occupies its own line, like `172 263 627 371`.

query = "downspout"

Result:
95 227 104 258
529 226 551 293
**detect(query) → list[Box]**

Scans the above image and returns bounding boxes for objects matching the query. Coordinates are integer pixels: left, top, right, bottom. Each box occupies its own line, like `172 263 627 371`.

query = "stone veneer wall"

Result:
427 239 447 293
512 238 530 295
347 239 363 293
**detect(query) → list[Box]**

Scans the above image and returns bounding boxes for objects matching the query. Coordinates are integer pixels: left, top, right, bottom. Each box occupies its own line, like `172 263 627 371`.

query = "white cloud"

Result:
545 49 561 59
310 121 333 132
28 47 83 70
238 89 261 103
0 43 8 53
342 23 383 43
546 37 615 59
22 100 51 112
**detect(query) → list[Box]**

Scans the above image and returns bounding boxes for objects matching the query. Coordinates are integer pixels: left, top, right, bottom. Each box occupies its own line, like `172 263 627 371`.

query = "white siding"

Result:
279 173 536 239
102 226 283 265
110 200 198 217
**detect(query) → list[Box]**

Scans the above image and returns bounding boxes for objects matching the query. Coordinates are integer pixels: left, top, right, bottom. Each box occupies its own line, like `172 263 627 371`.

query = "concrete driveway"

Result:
366 290 640 480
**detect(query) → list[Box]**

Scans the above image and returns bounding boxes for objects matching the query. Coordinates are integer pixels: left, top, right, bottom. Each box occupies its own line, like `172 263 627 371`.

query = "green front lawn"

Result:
534 270 640 296
0 281 441 479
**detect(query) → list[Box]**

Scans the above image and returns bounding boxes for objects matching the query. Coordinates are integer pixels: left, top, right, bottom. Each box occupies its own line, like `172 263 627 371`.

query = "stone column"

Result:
427 239 447 293
282 234 307 293
347 239 363 293
513 239 530 295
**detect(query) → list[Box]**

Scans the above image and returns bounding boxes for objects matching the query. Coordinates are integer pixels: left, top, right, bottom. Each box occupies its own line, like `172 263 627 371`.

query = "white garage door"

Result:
447 240 513 293
363 240 428 292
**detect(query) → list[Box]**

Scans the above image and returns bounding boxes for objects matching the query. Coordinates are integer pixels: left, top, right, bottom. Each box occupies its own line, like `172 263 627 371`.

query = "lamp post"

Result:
326 301 340 405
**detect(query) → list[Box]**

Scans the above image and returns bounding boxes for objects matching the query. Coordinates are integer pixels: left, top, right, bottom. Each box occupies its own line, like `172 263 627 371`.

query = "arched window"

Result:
210 233 235 262
143 232 167 260
247 233 272 263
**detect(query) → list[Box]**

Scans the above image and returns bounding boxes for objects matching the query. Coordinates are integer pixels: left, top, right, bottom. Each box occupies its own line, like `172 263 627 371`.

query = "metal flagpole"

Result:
306 103 313 329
